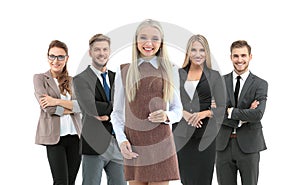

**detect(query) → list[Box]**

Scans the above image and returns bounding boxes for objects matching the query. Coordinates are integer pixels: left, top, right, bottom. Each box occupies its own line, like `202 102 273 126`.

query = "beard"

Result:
92 59 108 69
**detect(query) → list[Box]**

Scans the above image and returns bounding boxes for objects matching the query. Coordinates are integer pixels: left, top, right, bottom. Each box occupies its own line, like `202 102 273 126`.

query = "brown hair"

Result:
48 40 71 96
89 33 111 48
230 40 251 55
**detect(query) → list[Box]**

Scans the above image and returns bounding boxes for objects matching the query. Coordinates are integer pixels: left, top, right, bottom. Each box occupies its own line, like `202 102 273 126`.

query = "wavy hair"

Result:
48 40 71 96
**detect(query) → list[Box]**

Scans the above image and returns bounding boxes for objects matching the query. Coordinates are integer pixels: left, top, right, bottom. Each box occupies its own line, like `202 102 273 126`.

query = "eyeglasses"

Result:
48 54 68 61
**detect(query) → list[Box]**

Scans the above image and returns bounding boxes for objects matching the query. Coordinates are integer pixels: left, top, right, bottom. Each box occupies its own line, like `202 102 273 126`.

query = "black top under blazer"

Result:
173 64 226 151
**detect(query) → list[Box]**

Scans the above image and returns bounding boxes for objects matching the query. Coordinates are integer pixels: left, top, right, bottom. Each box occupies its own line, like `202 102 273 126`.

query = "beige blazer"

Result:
33 70 82 145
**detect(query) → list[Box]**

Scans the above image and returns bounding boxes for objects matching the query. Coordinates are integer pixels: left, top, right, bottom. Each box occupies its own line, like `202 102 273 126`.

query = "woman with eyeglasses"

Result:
33 40 82 185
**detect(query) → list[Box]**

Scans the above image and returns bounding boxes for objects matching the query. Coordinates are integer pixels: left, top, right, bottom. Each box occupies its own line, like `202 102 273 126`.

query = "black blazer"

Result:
73 66 115 155
173 65 226 151
216 72 268 153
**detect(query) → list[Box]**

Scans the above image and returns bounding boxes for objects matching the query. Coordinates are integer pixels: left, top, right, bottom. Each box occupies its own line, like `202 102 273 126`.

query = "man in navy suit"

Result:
73 34 126 185
216 40 268 185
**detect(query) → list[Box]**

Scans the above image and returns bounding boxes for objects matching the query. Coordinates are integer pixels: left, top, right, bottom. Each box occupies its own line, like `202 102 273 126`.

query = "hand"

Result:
250 100 259 109
120 141 139 159
188 112 203 128
39 94 57 108
148 109 168 123
183 111 192 122
188 110 211 128
95 115 109 121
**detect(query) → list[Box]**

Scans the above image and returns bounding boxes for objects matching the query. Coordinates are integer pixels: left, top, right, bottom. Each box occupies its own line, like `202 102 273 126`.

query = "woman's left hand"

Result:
188 111 211 128
148 109 168 123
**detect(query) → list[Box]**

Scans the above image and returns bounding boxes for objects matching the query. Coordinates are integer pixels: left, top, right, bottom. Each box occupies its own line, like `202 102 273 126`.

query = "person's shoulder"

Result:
223 72 232 78
208 68 220 75
250 73 268 85
120 63 130 69
73 67 90 79
33 71 49 80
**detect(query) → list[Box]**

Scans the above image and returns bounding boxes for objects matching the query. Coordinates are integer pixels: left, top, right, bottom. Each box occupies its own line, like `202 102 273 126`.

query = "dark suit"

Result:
172 65 226 185
73 66 115 155
73 65 126 185
216 72 268 185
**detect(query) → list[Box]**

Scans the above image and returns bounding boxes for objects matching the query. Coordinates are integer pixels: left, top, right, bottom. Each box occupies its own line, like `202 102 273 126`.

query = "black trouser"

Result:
46 135 81 185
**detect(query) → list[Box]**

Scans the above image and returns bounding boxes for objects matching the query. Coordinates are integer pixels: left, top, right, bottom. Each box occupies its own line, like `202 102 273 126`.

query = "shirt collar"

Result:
138 56 159 69
233 69 250 81
90 65 107 77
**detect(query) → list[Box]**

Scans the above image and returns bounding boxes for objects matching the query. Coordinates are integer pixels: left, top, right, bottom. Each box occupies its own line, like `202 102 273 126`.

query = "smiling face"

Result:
231 46 252 75
189 41 206 67
89 40 110 71
136 26 162 59
48 47 68 77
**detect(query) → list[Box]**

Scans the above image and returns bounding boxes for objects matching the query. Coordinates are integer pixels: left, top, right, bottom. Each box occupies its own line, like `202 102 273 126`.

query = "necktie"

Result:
234 76 241 107
100 72 115 135
101 72 110 101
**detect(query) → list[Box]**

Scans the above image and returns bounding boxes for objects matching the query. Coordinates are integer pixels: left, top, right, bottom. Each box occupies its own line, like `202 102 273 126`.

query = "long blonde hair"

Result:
125 19 174 102
182 34 212 69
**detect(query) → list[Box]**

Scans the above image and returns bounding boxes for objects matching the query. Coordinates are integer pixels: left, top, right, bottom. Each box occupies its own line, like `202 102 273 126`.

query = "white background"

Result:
1 0 299 184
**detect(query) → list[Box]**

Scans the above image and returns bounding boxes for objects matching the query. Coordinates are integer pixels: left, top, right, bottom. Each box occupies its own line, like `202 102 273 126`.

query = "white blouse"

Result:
110 57 183 145
184 80 199 100
53 78 77 136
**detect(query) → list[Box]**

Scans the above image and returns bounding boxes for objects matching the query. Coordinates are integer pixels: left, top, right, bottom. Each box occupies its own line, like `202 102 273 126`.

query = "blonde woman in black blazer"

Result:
173 35 226 185
33 40 81 185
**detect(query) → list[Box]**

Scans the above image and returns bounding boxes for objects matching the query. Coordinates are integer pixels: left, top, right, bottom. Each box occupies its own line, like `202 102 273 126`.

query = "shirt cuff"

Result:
238 120 247 127
227 107 233 119
54 106 64 116
164 111 175 124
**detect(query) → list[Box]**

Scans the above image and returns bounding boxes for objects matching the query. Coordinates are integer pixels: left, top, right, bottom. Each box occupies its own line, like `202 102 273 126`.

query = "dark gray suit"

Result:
216 72 268 185
73 66 126 185
73 66 115 155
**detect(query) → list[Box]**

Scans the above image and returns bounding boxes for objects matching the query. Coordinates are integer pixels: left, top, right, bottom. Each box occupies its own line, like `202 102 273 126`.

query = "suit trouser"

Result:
82 136 126 185
46 135 81 185
216 138 260 185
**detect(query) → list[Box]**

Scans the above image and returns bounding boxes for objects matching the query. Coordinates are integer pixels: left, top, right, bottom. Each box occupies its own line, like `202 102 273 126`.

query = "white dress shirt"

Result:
90 65 111 88
111 57 183 145
228 70 250 130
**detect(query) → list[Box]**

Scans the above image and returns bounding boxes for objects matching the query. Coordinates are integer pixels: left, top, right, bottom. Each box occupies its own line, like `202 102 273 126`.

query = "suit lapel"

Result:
179 68 193 101
238 72 254 106
45 70 61 98
108 70 115 88
86 66 107 101
225 72 235 106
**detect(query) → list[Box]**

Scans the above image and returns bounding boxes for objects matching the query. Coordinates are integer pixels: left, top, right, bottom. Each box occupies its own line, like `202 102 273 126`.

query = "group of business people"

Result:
33 19 268 185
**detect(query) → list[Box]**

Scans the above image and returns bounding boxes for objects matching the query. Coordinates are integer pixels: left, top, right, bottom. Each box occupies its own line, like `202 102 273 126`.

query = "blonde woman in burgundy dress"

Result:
111 19 183 185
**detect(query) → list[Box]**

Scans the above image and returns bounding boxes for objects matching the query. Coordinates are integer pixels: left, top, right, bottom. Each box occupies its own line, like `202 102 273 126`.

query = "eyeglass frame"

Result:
47 54 68 61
